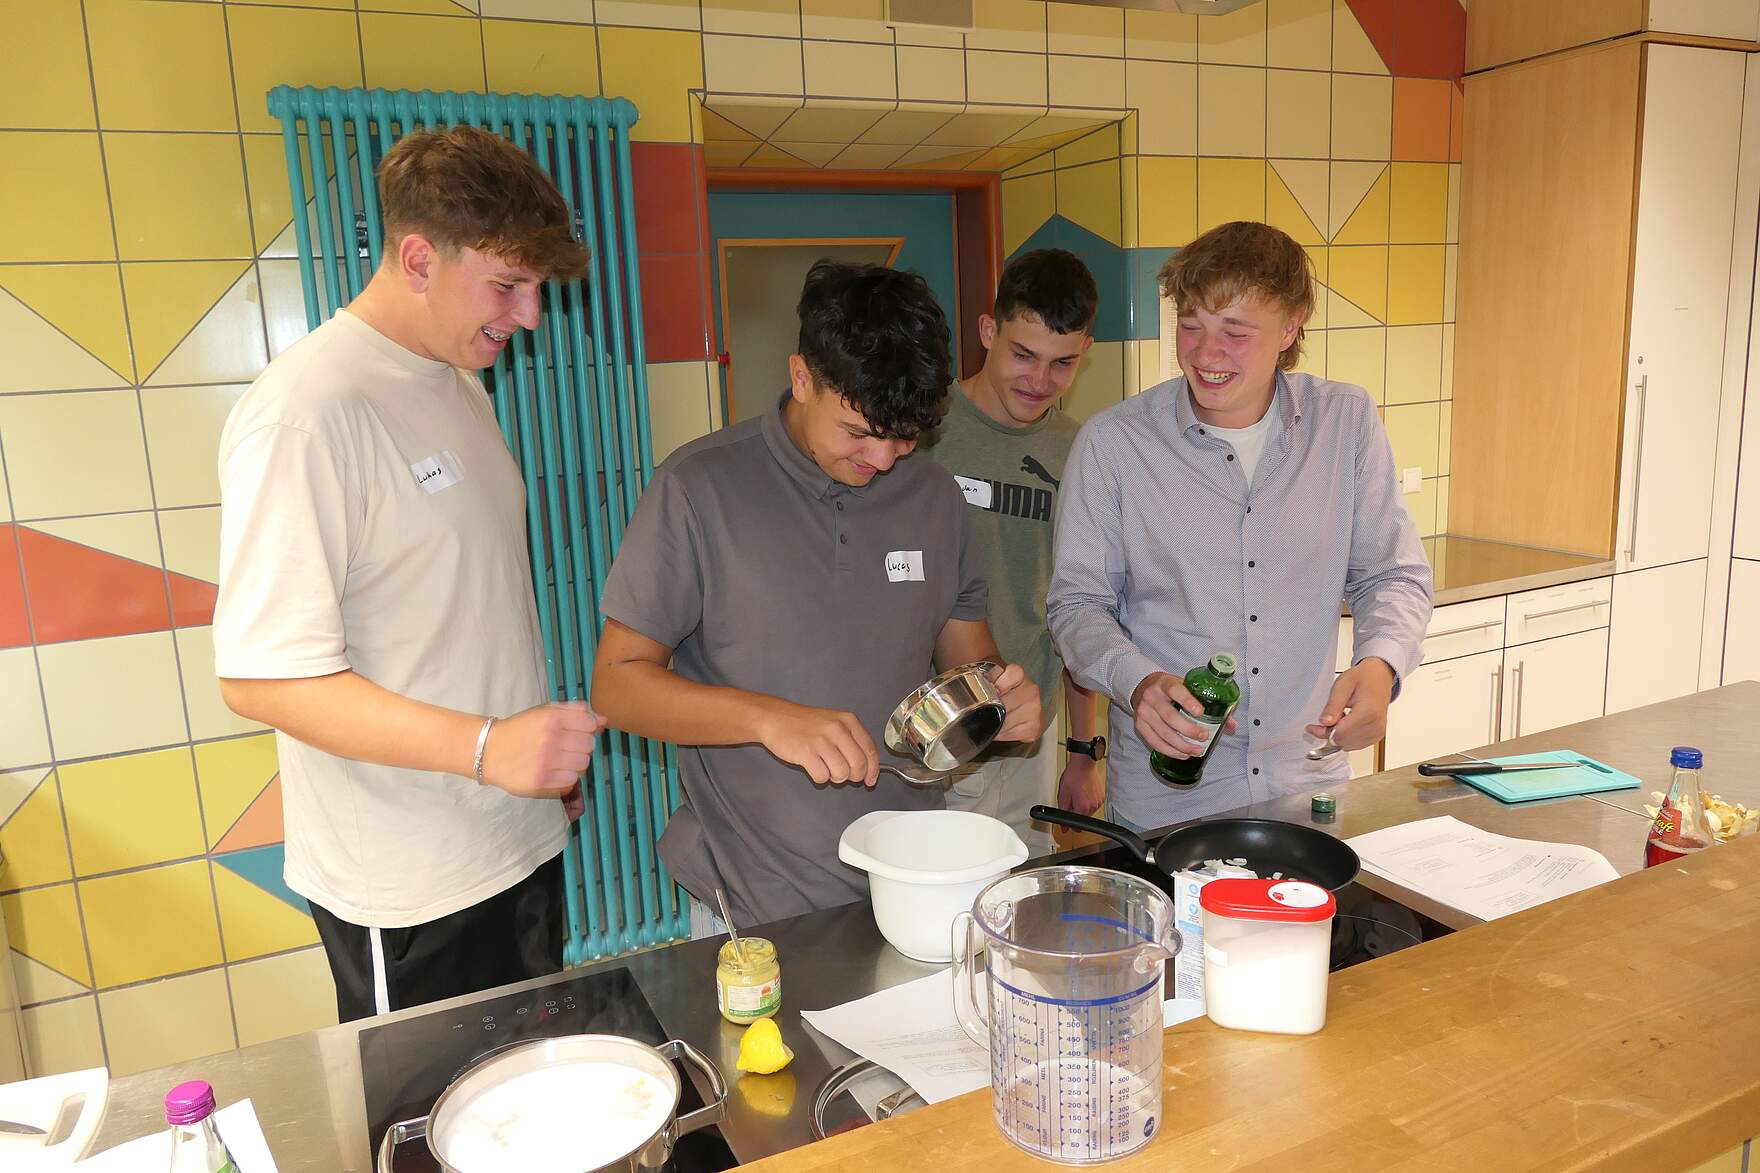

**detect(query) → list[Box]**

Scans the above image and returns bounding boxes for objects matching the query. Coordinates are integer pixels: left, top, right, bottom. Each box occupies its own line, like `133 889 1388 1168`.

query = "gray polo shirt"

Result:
599 394 986 926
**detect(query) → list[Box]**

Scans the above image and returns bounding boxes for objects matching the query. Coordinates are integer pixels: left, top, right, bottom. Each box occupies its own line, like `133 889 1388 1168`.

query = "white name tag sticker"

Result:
410 450 464 495
885 550 925 582
953 474 993 510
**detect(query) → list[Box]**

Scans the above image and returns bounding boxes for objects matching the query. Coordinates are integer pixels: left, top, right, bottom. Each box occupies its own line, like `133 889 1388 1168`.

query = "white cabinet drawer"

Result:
1384 649 1506 769
1419 597 1507 665
1336 616 1353 674
1502 628 1610 740
1505 577 1612 646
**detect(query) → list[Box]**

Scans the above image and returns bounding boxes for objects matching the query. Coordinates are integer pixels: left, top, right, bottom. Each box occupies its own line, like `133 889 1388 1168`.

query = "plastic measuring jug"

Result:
950 866 1180 1165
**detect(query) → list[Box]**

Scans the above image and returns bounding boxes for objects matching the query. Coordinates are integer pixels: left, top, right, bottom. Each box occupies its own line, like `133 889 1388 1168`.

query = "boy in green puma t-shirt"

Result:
920 249 1105 850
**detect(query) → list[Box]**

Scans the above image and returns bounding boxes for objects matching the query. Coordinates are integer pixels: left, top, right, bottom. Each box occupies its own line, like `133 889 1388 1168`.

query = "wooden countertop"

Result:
747 805 1760 1171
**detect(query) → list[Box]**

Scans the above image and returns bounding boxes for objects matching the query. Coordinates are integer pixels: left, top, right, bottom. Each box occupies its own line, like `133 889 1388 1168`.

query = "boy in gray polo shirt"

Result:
593 261 1044 928
921 249 1106 851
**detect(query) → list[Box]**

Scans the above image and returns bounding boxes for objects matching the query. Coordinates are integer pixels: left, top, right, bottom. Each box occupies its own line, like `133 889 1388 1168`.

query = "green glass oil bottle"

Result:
1149 652 1241 788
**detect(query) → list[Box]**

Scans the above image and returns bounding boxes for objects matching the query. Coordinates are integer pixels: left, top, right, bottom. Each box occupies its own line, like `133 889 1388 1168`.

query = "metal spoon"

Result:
1306 731 1345 760
713 887 744 962
877 762 953 785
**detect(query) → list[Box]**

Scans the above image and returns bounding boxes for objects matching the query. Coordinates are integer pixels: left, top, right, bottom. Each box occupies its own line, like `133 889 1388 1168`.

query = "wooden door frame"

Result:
705 168 1003 380
716 236 906 423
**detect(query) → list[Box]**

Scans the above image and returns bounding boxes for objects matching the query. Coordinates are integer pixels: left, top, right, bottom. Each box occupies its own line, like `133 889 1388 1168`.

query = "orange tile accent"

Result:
168 571 218 629
214 775 284 854
16 525 171 645
1392 77 1452 163
0 527 27 650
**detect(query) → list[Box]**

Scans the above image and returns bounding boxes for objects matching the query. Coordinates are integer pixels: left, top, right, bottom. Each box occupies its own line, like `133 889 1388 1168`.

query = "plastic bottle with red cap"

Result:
165 1080 238 1172
1198 878 1336 1035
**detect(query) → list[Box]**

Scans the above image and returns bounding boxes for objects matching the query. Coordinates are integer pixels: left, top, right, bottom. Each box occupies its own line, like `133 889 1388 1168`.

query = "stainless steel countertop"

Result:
1343 535 1615 614
88 683 1760 1169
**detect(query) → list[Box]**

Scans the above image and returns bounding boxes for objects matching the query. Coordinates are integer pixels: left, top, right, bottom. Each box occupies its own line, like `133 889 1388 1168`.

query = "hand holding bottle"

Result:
1133 667 1238 759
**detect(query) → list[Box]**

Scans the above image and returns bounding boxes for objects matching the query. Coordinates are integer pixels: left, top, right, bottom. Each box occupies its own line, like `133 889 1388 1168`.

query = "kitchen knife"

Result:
1417 758 1614 777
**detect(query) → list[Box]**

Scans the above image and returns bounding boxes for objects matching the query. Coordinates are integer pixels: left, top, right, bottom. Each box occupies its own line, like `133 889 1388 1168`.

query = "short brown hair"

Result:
377 125 590 280
1158 221 1314 371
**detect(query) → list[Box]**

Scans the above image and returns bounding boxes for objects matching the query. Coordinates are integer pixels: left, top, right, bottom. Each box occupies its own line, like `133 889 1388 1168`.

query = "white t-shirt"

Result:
1207 405 1278 484
214 309 565 928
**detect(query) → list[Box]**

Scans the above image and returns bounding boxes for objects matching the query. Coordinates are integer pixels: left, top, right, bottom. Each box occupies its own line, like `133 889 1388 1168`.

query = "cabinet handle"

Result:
1625 375 1648 564
1521 599 1607 623
1430 619 1503 640
1489 663 1504 744
1511 663 1525 739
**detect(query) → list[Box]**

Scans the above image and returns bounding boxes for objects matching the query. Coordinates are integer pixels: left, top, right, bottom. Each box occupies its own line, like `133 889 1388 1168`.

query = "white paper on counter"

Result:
801 968 988 1104
74 1098 277 1171
801 969 1208 1106
1346 815 1618 921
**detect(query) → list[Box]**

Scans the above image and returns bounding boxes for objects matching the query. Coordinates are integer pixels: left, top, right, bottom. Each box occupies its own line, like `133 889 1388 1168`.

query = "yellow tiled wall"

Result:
0 0 1462 1081
1008 0 1463 541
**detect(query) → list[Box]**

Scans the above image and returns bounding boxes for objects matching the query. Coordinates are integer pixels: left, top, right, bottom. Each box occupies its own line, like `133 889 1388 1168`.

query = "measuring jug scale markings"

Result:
954 868 1180 1165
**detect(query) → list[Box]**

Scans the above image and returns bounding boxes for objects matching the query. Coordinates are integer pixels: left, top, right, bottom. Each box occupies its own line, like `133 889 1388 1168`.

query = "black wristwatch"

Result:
1065 735 1107 761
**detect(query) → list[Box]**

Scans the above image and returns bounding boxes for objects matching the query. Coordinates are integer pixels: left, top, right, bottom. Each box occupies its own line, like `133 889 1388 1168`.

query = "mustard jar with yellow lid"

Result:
716 937 781 1024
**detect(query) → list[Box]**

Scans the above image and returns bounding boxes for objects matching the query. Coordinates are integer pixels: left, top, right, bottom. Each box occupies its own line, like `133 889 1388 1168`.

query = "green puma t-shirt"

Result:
919 384 1080 711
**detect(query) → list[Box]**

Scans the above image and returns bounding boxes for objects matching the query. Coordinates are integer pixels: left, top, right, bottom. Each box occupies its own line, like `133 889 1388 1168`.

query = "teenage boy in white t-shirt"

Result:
215 126 601 1021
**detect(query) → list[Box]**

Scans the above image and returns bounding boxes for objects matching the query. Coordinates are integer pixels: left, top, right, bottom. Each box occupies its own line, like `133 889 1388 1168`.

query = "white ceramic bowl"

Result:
838 809 1028 962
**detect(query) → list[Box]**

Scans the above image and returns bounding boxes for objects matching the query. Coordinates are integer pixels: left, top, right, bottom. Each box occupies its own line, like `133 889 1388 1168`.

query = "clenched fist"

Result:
478 701 602 798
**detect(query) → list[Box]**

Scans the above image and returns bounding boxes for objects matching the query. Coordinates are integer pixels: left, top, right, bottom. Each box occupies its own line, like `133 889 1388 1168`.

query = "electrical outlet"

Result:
1402 467 1423 494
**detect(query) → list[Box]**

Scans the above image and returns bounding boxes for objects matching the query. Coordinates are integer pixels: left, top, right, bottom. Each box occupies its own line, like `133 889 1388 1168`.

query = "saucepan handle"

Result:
664 1038 729 1135
377 1117 428 1173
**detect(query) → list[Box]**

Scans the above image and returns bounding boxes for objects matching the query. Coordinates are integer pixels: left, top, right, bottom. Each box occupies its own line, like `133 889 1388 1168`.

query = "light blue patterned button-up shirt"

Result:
1048 372 1433 828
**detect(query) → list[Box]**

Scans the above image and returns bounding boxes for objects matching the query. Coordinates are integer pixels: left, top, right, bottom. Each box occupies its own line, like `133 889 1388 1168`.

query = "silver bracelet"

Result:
472 716 497 785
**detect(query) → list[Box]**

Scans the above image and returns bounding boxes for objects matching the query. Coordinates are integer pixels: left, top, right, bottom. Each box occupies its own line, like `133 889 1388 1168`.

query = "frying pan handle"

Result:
1029 805 1151 861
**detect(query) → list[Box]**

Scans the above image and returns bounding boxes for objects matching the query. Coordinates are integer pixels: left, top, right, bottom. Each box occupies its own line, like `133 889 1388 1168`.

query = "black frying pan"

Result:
1031 805 1360 892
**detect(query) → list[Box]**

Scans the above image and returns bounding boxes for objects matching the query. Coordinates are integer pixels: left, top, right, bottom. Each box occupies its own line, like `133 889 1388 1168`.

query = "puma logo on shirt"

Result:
1021 455 1061 488
968 477 1053 522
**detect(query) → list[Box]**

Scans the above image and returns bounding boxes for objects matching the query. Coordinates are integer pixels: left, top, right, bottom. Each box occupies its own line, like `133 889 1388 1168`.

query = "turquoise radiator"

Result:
266 85 686 961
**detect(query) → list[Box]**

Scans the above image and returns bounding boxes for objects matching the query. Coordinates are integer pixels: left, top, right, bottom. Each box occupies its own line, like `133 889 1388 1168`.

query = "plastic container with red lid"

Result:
1199 879 1336 1035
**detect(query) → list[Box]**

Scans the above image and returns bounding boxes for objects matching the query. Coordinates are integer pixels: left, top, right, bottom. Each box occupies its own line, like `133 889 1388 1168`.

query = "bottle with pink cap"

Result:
165 1080 238 1172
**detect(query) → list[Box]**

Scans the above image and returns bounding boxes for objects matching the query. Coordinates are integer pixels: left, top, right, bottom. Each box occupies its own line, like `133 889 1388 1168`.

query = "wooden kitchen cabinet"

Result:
1500 628 1609 740
1453 42 1751 565
1384 649 1506 769
1468 0 1760 72
1605 559 1708 714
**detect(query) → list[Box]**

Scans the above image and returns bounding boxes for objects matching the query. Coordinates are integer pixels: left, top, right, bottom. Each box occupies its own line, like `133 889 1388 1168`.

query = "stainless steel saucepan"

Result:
883 661 1007 776
376 1033 726 1173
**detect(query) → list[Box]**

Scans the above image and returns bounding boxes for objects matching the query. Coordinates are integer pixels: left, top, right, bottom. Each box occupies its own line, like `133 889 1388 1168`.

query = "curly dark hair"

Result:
795 260 952 440
994 248 1098 335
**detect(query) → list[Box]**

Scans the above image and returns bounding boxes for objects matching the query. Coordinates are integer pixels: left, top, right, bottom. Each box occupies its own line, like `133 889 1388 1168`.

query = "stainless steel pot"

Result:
884 661 1007 773
375 1033 727 1173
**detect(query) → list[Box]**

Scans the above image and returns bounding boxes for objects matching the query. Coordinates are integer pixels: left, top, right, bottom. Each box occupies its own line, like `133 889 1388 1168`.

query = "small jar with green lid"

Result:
716 937 781 1024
